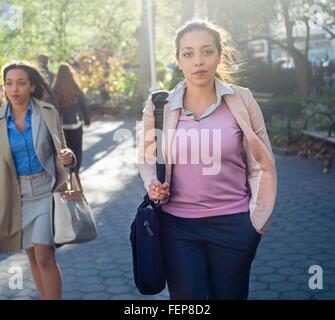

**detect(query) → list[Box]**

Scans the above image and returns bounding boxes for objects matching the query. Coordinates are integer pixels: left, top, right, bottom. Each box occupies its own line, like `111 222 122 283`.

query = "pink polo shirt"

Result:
161 99 250 218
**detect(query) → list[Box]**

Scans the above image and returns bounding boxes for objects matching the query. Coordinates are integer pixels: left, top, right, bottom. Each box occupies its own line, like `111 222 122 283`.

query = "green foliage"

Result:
0 56 7 73
2 0 334 106
167 64 184 90
78 54 138 107
155 0 182 65
0 0 140 105
263 94 335 148
0 0 139 64
241 58 298 95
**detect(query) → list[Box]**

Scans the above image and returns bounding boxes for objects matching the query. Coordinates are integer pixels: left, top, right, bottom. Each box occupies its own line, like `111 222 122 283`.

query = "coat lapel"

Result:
224 92 274 170
32 98 61 154
0 104 18 179
224 93 253 137
31 101 42 154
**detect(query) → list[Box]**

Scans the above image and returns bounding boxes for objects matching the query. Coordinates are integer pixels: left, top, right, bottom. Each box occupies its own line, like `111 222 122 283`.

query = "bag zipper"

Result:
144 220 154 236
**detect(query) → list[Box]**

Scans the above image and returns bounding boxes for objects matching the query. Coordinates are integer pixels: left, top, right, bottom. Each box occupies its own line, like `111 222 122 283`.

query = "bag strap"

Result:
151 90 169 184
69 169 84 193
142 91 169 208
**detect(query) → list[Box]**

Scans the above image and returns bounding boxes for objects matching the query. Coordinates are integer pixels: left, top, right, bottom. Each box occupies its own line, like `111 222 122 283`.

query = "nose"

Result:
193 54 204 67
12 84 19 92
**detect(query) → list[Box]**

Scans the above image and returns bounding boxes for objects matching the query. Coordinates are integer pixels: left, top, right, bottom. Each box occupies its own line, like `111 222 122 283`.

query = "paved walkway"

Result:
0 116 334 300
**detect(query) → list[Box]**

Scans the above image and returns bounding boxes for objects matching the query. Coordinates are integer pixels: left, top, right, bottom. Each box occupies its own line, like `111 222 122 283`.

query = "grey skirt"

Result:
19 172 54 250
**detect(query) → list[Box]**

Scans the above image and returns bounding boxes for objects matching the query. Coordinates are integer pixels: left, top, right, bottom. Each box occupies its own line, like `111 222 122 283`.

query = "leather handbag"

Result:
53 169 97 245
130 90 169 295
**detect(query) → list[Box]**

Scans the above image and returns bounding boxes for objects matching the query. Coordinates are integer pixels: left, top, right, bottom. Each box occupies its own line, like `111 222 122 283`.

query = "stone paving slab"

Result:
0 116 334 300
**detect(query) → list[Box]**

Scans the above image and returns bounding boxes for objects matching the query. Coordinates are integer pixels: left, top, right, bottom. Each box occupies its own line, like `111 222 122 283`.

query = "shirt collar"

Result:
7 100 33 121
6 103 13 121
27 101 33 114
169 77 234 110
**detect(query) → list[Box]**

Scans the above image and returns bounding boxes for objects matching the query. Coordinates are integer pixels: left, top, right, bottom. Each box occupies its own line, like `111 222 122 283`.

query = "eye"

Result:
183 52 193 58
203 49 214 56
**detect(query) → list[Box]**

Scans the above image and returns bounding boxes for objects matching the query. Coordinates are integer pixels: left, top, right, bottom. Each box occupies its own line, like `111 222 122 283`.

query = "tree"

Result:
313 0 335 39
274 0 313 97
206 0 335 96
136 0 183 101
136 0 152 102
0 0 139 63
43 0 77 61
0 0 140 104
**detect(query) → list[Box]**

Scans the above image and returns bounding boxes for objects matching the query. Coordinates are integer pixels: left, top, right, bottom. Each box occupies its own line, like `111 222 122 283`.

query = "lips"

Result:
193 70 208 75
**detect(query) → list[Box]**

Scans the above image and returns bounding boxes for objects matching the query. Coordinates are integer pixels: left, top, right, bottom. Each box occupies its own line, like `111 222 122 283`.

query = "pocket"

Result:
44 172 52 183
32 174 52 196
247 213 262 238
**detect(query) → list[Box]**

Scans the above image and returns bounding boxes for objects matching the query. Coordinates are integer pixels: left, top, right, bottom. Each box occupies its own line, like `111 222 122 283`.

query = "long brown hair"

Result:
2 61 57 106
52 63 83 108
175 20 240 84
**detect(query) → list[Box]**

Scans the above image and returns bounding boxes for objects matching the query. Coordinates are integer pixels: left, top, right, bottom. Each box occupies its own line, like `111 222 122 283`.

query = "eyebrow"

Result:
181 44 214 51
5 78 27 81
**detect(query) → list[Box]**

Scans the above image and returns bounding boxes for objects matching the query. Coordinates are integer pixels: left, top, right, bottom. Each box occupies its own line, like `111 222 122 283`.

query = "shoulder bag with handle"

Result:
53 169 97 245
130 90 169 295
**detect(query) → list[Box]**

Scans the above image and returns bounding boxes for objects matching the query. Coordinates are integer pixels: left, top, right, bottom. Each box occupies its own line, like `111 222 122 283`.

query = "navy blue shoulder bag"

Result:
130 91 169 295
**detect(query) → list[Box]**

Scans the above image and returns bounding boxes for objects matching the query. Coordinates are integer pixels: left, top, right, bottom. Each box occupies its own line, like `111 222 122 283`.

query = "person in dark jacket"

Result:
52 63 91 173
37 55 55 86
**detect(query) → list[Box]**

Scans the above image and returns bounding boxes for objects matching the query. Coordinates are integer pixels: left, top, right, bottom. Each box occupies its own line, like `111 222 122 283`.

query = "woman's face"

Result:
177 30 220 87
4 68 35 105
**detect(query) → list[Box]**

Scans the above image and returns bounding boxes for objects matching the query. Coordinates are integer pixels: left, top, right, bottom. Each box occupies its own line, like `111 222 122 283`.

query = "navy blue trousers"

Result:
159 211 261 300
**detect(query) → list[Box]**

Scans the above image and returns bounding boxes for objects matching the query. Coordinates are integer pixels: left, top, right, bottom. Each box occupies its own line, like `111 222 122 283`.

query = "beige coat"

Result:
0 98 69 253
137 79 277 233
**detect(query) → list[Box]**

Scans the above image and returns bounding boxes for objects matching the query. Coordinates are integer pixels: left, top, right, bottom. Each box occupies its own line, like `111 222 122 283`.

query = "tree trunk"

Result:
291 50 311 96
136 0 152 103
280 0 311 96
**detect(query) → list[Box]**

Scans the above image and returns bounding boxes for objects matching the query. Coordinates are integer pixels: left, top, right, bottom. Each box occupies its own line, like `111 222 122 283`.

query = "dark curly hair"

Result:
2 60 57 108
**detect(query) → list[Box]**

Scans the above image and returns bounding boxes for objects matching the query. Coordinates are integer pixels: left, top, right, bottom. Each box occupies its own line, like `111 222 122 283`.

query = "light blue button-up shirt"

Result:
7 101 44 176
170 77 234 121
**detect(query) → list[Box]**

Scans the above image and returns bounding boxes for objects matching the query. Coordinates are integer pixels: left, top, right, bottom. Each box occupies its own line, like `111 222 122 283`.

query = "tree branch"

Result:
279 0 295 50
322 24 335 39
238 36 290 52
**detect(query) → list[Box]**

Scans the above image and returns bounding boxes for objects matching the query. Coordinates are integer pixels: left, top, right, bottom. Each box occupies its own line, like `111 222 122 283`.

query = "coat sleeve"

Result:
137 96 157 190
79 92 91 126
55 108 67 150
54 108 77 168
